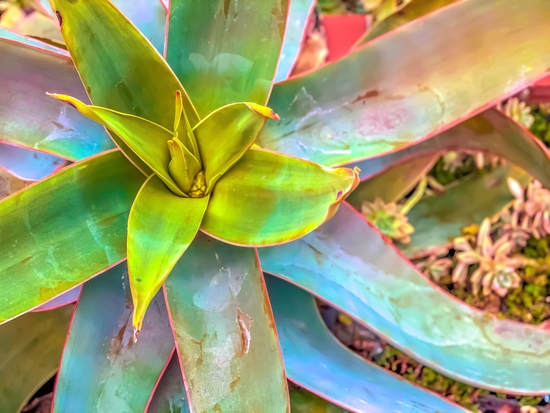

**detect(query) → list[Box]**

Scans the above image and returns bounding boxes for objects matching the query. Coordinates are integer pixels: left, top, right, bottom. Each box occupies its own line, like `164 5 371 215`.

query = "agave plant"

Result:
2 0 550 412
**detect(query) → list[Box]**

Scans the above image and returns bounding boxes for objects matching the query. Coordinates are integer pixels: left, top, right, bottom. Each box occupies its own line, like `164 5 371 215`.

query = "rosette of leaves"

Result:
46 88 358 335
3 0 550 411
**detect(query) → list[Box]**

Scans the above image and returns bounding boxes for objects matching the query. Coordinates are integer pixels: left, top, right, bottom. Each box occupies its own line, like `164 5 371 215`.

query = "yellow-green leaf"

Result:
201 148 359 246
128 175 208 333
167 137 201 194
50 0 199 128
194 102 279 193
48 93 184 196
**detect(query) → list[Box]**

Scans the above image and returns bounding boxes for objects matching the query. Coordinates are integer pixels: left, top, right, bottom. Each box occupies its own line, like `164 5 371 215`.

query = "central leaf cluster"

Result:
167 91 206 197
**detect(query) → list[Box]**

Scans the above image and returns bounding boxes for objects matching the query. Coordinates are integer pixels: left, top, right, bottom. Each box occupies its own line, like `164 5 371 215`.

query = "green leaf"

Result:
53 264 174 413
0 150 144 324
36 0 167 54
353 109 550 188
265 275 467 412
372 0 400 23
358 0 460 46
261 205 550 393
290 388 348 413
128 175 208 333
258 0 550 167
0 306 72 413
166 0 289 116
50 0 199 129
201 149 359 246
347 153 438 206
0 31 114 160
147 354 190 413
194 102 279 193
167 137 201 194
47 93 184 196
164 233 289 412
400 165 530 259
274 0 316 82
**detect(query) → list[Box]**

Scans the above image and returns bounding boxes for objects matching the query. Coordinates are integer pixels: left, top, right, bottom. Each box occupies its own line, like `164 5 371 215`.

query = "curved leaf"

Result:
347 153 438 206
194 103 279 192
46 94 182 195
0 143 65 181
0 306 72 413
37 0 167 53
51 0 199 130
400 166 530 259
0 150 144 324
164 234 289 412
146 353 190 413
274 0 316 82
166 0 290 116
0 26 68 56
357 0 460 46
128 175 208 332
0 168 30 202
258 0 550 167
202 148 359 246
260 204 550 393
0 34 113 160
352 109 550 185
112 0 167 54
266 275 468 412
53 264 174 413
33 286 82 312
9 11 65 45
147 354 349 413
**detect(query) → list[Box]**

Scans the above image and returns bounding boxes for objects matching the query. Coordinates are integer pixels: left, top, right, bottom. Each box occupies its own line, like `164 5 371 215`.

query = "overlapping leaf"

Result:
0 151 143 323
261 204 550 393
266 275 468 412
258 0 550 167
0 306 72 412
53 264 174 412
164 234 289 412
202 148 359 246
0 143 65 181
0 30 112 160
167 0 290 115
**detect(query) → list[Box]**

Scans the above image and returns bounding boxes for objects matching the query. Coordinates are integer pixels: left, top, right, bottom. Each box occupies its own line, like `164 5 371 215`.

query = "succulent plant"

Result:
416 252 453 282
452 219 524 296
498 97 535 129
3 0 550 412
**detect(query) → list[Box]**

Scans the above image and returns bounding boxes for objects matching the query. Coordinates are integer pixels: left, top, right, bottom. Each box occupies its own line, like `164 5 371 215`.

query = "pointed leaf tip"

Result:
128 175 208 333
202 149 359 246
246 102 280 120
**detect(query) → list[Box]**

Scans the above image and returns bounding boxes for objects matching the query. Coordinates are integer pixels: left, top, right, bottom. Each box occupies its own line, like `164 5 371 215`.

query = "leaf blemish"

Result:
55 11 62 26
235 309 252 357
352 89 380 104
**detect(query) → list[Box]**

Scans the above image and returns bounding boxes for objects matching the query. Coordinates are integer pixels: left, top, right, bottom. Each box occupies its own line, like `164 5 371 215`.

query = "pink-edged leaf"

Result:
0 306 73 413
0 150 144 324
0 31 114 160
260 204 550 393
53 263 174 412
266 275 468 412
0 143 65 181
258 0 550 167
274 0 316 82
164 233 290 412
